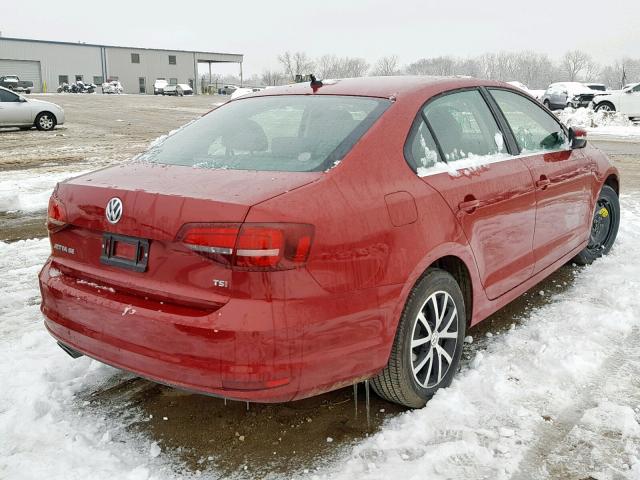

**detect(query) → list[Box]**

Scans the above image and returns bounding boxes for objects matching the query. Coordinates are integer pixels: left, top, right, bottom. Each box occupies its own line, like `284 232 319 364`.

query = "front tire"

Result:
595 102 616 113
573 185 620 265
35 112 56 131
372 268 466 408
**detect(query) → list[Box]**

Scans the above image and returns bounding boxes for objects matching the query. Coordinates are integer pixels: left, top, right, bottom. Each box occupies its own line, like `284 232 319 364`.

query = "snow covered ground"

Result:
323 198 640 480
0 167 90 214
1 195 639 479
558 108 640 141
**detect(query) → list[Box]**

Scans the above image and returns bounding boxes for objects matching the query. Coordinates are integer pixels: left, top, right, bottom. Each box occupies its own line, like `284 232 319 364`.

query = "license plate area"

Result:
100 233 149 272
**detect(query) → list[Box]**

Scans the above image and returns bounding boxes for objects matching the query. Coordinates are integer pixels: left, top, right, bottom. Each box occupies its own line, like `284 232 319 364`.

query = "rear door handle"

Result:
459 198 480 213
536 177 551 189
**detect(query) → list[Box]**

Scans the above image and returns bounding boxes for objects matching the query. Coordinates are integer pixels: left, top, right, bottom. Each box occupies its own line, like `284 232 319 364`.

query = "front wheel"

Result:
573 185 620 265
371 268 466 408
595 102 616 113
35 112 56 131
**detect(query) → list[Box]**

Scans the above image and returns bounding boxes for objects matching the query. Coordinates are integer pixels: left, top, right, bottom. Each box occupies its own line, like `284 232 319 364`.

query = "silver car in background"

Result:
0 86 65 131
540 82 595 110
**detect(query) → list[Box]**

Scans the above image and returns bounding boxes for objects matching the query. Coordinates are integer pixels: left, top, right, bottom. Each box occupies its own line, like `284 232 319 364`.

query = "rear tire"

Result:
35 112 56 131
543 99 552 110
573 185 619 265
371 268 466 408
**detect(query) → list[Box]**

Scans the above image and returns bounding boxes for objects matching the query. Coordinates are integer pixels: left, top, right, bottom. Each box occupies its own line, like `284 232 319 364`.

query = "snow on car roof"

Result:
246 76 509 100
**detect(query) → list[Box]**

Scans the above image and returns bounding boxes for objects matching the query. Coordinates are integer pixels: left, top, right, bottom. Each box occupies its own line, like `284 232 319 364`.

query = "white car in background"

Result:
102 81 124 94
592 82 640 118
230 86 265 99
153 79 168 95
540 82 596 110
163 84 193 96
0 86 64 131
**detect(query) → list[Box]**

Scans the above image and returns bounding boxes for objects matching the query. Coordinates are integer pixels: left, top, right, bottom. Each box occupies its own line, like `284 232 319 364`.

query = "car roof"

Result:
246 76 507 100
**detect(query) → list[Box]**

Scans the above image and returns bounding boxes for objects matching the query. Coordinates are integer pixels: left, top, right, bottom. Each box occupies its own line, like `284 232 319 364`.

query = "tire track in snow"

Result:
512 326 640 479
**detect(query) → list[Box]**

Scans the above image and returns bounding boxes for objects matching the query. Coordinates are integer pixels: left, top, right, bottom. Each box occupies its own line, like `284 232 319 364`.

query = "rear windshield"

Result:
138 95 390 172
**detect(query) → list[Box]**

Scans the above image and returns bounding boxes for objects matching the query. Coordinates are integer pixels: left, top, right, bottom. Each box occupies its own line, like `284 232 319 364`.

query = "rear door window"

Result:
489 89 568 153
422 90 507 163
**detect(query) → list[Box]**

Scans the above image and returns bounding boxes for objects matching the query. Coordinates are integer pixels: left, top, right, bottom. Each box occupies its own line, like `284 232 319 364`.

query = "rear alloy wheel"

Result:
35 112 56 131
595 102 616 113
573 185 620 265
371 268 466 408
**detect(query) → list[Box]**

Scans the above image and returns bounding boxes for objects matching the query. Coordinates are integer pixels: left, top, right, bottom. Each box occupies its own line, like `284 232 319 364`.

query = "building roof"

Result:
0 36 243 61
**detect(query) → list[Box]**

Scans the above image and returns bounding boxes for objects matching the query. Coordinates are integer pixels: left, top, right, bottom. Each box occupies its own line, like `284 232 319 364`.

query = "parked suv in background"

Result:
541 82 595 110
154 79 168 95
593 82 640 118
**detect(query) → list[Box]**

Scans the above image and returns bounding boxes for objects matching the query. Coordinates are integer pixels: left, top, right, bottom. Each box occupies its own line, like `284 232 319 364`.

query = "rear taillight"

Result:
177 223 314 271
47 195 68 233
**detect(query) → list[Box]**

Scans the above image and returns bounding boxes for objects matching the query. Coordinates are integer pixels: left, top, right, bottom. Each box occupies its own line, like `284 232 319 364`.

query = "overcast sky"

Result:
2 0 638 77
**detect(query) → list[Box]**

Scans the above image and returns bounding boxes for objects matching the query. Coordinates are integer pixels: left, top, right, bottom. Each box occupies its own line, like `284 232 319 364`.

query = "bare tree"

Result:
316 54 369 78
406 56 458 76
261 69 285 86
371 55 400 76
272 50 640 90
316 54 341 78
341 58 369 78
561 50 592 81
278 51 315 81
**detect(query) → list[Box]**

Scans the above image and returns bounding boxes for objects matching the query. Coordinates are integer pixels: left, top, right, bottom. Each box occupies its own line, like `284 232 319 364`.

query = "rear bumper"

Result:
39 259 299 402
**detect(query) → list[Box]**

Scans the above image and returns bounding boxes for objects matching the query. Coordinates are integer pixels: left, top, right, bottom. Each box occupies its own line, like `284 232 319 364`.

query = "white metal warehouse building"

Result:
0 36 243 94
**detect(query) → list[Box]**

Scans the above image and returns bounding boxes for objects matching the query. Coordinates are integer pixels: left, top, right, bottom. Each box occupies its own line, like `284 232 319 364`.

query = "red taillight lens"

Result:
47 195 68 233
179 223 240 266
177 223 314 271
235 225 284 268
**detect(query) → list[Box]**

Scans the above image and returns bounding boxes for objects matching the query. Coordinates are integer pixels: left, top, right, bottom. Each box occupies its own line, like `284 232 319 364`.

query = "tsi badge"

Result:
105 197 123 224
213 279 229 288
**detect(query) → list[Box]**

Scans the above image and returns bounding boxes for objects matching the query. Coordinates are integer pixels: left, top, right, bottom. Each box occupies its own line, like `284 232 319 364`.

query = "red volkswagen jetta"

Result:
40 77 620 407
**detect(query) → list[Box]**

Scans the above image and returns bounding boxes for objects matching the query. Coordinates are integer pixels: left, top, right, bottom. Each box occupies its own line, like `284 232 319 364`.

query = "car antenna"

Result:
309 74 323 87
309 74 323 92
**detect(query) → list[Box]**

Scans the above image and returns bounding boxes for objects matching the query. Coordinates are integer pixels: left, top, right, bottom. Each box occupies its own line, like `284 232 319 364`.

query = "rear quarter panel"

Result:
245 98 484 398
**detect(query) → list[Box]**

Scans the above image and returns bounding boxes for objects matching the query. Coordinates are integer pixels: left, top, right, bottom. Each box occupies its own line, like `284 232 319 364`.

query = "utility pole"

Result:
240 61 243 87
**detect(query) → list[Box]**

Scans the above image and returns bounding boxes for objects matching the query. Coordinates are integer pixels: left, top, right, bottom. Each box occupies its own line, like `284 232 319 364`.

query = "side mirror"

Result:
625 89 633 94
569 127 587 149
19 97 27 103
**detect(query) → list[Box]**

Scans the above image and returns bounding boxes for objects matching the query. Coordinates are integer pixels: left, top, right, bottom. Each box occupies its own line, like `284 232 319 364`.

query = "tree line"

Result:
203 50 640 90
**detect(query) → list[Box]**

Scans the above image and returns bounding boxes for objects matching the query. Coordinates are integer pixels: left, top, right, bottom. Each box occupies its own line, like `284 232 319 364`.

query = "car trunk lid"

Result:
48 163 320 306
57 163 320 240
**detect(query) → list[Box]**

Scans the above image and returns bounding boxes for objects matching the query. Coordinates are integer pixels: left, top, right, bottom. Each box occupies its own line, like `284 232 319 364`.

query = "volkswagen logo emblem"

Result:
105 197 123 224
